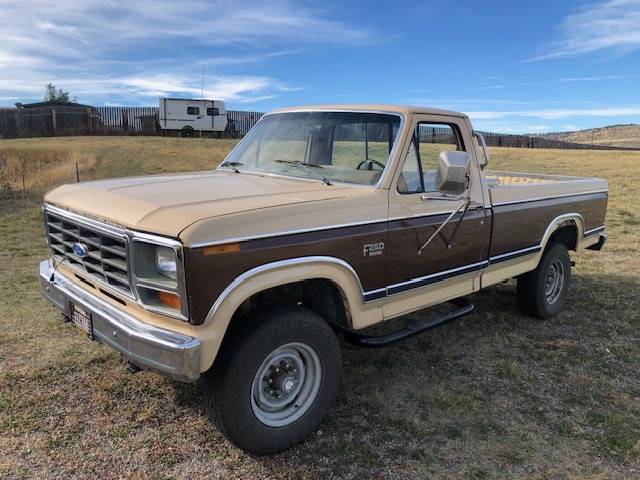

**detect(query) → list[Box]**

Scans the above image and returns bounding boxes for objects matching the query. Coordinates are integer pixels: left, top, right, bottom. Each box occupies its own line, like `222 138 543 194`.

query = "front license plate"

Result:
71 303 94 340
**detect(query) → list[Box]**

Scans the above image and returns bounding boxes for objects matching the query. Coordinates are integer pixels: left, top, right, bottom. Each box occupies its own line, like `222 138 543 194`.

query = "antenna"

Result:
201 64 205 101
200 64 205 138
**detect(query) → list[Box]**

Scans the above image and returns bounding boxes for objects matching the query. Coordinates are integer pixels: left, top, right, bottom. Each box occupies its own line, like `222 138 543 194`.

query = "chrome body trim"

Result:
384 260 489 296
491 190 608 207
362 287 386 302
489 245 541 263
45 204 128 236
39 259 201 382
189 218 388 249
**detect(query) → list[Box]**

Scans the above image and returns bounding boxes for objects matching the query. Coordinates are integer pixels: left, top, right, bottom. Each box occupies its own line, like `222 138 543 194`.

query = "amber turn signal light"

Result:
158 290 181 310
203 242 241 256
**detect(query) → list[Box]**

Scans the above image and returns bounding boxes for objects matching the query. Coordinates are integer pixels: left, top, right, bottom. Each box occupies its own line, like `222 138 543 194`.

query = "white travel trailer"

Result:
159 98 228 137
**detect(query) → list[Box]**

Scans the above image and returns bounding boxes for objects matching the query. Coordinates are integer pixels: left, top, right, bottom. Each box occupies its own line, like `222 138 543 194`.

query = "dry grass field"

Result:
542 124 640 149
1 137 639 479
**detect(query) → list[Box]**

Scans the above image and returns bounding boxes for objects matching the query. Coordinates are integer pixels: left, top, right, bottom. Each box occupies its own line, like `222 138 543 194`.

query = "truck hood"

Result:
44 170 349 237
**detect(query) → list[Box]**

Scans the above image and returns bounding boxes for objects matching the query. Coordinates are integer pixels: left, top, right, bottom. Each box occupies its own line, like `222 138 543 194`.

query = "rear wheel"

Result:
517 242 571 319
181 126 194 137
202 306 342 454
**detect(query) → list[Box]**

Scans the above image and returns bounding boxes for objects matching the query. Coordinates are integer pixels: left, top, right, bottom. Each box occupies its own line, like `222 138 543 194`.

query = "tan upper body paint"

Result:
43 104 608 372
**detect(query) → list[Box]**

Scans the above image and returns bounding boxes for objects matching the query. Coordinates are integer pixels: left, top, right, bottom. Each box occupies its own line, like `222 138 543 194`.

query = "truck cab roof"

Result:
270 104 469 119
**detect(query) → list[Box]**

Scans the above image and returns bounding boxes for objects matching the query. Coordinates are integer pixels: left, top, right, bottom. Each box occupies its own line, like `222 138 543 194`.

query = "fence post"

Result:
51 108 57 136
122 109 128 133
86 108 93 135
15 109 20 136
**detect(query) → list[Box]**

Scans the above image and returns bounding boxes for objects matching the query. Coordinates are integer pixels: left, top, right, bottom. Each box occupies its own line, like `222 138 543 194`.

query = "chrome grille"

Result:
44 209 132 296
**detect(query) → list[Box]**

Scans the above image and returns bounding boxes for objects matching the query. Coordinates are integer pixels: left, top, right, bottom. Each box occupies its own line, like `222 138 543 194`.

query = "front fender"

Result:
196 256 383 372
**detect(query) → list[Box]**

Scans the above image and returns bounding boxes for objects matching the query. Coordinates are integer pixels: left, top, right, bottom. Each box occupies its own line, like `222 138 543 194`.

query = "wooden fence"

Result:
0 106 263 138
476 131 637 151
0 106 637 151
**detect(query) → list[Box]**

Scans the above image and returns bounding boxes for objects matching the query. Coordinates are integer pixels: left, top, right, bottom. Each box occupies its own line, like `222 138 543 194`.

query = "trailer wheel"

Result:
202 306 342 454
517 242 571 319
181 126 194 138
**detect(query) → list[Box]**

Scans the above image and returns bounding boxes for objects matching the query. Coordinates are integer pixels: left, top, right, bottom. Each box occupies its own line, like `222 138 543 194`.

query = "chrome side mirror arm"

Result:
473 131 489 170
417 196 471 255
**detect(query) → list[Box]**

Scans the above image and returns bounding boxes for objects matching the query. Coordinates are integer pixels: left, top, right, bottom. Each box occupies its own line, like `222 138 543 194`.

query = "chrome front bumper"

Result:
39 259 201 382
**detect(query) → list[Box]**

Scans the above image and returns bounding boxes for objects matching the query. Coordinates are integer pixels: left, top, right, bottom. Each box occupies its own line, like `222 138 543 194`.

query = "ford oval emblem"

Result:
72 242 89 258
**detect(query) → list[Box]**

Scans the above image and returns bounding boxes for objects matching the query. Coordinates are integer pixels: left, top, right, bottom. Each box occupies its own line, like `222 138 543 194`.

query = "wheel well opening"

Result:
548 223 578 251
231 279 351 330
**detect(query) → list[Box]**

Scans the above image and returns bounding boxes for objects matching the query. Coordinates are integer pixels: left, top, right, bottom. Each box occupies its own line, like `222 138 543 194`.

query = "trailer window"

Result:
187 107 199 115
207 107 219 116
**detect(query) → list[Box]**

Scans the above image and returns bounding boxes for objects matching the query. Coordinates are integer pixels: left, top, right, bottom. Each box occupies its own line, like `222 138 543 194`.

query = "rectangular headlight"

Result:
156 245 177 280
131 236 188 321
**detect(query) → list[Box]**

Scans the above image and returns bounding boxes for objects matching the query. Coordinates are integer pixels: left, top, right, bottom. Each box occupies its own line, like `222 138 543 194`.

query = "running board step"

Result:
342 298 474 348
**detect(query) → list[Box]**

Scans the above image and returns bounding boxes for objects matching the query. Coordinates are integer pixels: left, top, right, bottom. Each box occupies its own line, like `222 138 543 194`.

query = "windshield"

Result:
219 111 402 185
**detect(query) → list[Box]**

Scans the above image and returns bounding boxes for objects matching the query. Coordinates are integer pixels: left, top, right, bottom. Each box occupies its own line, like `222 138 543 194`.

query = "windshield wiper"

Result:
274 160 332 186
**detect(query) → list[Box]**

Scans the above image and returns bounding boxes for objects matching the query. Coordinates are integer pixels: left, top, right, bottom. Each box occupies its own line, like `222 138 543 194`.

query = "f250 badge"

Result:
363 242 385 257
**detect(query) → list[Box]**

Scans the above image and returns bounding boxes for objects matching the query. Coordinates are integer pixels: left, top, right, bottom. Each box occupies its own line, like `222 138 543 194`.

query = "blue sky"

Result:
1 0 639 133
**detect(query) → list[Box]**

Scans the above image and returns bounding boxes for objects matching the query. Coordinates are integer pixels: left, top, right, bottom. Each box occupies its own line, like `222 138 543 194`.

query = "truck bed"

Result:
486 171 608 206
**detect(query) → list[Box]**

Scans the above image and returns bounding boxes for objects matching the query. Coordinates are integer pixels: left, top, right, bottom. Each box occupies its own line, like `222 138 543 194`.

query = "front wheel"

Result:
202 306 342 454
517 242 571 319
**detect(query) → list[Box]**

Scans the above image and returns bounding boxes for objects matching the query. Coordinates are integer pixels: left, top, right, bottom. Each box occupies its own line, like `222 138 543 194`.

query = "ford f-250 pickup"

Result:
39 105 608 453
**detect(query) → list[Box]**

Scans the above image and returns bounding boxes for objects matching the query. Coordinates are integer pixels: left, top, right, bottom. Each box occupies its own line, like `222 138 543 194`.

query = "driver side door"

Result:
384 115 488 317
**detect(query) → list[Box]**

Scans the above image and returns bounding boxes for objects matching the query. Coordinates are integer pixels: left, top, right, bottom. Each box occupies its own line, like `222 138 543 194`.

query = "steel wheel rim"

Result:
251 342 322 427
545 259 564 304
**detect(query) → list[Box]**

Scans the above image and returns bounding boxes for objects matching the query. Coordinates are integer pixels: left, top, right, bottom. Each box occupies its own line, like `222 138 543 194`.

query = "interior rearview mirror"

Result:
435 151 470 196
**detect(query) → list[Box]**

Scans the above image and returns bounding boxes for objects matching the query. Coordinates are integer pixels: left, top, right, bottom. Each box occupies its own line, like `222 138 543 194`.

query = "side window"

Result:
398 139 422 194
398 122 464 194
417 123 463 192
207 107 219 116
187 106 199 115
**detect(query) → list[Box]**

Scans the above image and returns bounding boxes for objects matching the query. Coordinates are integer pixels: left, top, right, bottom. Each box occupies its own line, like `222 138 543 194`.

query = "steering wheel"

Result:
356 159 386 171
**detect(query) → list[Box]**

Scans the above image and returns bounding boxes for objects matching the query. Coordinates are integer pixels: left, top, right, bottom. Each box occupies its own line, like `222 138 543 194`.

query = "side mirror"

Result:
435 151 470 196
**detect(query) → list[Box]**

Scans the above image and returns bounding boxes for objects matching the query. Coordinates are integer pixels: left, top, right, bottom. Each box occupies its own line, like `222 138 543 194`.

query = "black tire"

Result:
181 126 194 138
202 306 342 454
517 242 571 319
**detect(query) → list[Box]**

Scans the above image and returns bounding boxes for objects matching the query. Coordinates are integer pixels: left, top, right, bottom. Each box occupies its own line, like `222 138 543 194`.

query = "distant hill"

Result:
540 124 640 149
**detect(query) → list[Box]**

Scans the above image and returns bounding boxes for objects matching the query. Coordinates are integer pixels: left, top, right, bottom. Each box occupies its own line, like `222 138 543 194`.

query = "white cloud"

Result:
527 0 640 61
557 75 624 82
0 0 373 105
477 84 505 91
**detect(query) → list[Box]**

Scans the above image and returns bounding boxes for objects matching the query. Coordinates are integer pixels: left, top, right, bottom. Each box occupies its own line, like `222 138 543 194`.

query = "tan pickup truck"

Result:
39 105 608 453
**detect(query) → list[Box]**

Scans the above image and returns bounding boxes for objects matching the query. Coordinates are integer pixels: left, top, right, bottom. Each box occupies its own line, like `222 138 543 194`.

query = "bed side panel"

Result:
490 192 607 257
